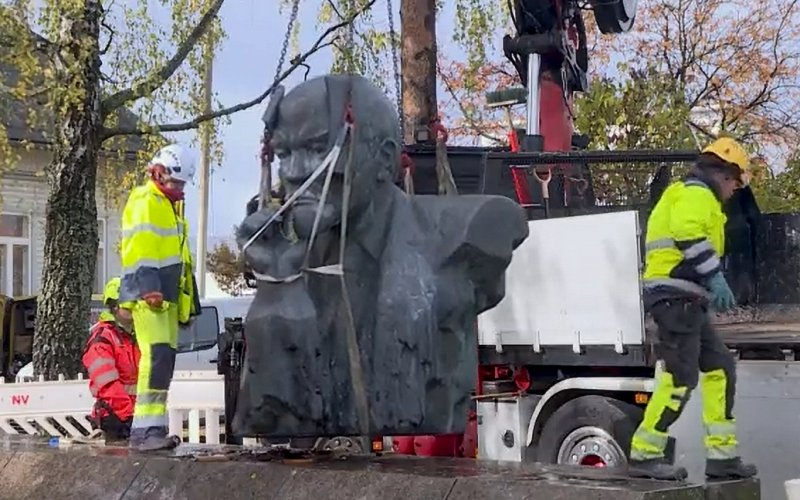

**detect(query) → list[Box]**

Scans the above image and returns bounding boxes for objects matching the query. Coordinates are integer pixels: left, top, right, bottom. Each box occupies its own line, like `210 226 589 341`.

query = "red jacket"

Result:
82 321 140 421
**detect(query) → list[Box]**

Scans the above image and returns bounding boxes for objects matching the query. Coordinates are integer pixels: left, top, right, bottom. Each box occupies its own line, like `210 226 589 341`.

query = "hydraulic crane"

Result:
392 0 639 458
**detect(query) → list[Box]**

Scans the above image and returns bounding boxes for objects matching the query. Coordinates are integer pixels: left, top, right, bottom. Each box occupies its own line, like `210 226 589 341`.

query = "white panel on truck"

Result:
478 211 645 351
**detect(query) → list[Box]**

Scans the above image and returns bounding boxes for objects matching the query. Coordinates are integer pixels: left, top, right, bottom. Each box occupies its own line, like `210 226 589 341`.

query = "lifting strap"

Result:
432 118 458 196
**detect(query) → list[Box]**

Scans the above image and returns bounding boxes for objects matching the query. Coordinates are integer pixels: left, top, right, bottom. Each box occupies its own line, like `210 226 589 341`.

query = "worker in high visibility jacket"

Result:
83 277 139 442
119 143 201 451
630 137 758 481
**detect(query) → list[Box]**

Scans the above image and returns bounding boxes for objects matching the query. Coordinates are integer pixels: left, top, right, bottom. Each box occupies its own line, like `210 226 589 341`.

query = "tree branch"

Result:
100 0 225 116
100 20 115 56
102 1 375 139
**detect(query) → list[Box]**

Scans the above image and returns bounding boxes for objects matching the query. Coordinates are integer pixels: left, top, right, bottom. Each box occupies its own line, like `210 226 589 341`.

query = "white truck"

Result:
474 208 798 500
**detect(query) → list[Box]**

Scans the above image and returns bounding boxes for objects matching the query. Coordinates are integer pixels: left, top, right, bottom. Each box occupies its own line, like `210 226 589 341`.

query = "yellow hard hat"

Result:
102 277 121 304
701 137 750 173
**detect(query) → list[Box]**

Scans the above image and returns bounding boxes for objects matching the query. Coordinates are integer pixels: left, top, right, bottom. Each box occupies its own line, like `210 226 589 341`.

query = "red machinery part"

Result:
413 434 462 457
461 411 479 458
393 434 465 457
540 73 574 153
508 129 533 205
392 436 416 455
513 366 531 392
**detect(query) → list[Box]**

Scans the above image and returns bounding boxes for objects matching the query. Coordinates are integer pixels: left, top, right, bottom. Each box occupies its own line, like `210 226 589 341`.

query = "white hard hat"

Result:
149 144 197 184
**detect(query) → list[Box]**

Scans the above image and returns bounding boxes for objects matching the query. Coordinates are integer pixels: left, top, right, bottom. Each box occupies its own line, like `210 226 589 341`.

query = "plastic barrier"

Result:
0 370 224 444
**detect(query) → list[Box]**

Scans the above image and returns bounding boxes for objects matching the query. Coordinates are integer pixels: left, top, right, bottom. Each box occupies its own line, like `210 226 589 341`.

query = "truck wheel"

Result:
535 395 643 468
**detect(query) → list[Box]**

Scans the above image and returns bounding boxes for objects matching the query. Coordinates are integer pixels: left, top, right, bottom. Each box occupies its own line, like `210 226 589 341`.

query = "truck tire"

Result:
535 395 643 468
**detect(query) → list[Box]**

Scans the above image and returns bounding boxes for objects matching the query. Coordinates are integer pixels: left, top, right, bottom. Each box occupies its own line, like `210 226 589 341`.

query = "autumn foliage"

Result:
207 241 248 296
438 0 800 158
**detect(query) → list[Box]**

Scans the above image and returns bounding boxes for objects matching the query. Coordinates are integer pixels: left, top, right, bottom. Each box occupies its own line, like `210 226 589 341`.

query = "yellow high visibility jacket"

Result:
642 178 726 297
119 181 198 322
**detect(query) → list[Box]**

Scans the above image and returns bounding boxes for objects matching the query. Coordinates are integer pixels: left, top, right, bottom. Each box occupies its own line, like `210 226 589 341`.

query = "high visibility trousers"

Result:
130 301 179 435
630 298 739 461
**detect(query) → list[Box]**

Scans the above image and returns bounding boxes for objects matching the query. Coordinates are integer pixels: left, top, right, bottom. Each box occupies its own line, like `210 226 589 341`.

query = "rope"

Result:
401 152 415 195
336 113 371 439
431 118 458 196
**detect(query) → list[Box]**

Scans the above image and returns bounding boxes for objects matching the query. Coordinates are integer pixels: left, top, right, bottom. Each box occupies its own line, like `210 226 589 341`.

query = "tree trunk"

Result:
400 0 438 145
33 1 103 380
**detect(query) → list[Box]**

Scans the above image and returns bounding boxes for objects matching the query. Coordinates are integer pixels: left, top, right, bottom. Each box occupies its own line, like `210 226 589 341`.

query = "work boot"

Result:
628 458 688 481
129 426 181 452
705 458 758 479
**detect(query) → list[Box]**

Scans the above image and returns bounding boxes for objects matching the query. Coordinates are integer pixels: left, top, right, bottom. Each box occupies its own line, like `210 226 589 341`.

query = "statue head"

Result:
269 74 401 239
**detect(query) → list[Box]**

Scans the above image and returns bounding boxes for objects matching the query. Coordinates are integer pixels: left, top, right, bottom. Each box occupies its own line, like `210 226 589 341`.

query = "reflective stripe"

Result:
630 428 669 460
696 255 721 274
644 237 719 279
706 446 738 460
645 238 714 260
642 278 713 299
131 415 168 429
685 179 710 189
121 222 181 239
136 392 168 405
683 239 714 259
645 238 675 252
87 357 115 374
94 370 120 386
706 422 736 436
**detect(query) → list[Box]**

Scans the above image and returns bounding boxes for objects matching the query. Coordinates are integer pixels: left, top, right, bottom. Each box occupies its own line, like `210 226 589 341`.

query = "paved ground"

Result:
0 437 760 500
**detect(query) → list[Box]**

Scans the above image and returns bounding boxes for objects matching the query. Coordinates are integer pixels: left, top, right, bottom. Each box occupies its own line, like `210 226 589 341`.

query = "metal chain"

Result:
259 0 301 209
273 0 302 85
386 0 403 141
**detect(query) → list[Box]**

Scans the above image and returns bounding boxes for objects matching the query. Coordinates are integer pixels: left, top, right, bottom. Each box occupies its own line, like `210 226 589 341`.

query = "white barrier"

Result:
786 479 800 500
0 370 225 444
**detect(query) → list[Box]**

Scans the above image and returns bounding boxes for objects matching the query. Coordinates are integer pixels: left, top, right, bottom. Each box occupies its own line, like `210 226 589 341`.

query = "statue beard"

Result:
288 202 341 241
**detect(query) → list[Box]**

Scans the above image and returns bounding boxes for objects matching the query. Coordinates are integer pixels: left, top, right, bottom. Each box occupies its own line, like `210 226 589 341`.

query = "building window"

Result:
0 214 31 297
94 219 107 295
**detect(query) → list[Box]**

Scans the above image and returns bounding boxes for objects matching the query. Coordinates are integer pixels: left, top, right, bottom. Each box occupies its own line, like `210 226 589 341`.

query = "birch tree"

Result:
0 0 371 378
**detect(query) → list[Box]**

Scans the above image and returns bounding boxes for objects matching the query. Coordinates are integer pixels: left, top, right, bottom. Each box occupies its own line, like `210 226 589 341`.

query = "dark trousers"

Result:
630 297 739 461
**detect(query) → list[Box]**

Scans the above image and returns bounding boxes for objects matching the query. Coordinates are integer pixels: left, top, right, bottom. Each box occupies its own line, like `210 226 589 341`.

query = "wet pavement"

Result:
0 436 760 500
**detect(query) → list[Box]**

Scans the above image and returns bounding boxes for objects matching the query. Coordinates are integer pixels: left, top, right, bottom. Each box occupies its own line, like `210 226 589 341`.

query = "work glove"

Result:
142 292 164 308
708 272 736 312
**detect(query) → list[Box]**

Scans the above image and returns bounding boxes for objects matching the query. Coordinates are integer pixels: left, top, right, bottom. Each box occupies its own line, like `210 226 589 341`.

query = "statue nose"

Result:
283 152 310 181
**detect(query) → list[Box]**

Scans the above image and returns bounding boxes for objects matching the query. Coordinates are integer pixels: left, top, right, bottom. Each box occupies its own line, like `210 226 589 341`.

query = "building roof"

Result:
1 40 147 156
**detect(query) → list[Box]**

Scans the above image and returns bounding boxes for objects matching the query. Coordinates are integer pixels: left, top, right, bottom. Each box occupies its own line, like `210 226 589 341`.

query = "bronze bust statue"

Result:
234 74 529 439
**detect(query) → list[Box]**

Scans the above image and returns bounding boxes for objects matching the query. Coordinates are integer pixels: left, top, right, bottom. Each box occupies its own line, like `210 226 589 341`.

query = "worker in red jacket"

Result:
83 277 140 442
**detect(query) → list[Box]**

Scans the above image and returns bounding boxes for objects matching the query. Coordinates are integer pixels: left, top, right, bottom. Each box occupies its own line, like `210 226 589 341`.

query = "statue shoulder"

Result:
412 194 529 259
461 195 529 247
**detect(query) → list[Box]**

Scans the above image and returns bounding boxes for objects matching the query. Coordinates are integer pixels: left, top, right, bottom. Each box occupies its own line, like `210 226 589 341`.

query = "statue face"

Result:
271 78 391 240
271 80 343 240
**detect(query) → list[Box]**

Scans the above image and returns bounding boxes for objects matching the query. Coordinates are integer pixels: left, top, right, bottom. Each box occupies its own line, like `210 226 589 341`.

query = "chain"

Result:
259 0 301 209
386 0 403 141
273 0 302 85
